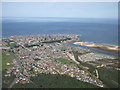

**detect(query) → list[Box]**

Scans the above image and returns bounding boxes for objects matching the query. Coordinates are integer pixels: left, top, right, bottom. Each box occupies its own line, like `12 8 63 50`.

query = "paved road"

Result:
9 45 30 88
9 69 21 88
9 55 22 88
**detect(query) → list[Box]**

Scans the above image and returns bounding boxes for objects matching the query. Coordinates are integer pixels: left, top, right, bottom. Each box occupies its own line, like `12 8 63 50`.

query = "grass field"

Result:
2 51 15 70
2 51 16 88
54 58 76 65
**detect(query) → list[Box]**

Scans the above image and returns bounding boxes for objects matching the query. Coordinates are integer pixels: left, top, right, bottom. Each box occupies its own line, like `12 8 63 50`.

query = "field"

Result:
2 51 15 70
54 57 76 65
2 50 16 88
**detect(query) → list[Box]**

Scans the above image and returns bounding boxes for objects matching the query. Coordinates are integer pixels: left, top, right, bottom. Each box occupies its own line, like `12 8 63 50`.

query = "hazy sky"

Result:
2 2 118 19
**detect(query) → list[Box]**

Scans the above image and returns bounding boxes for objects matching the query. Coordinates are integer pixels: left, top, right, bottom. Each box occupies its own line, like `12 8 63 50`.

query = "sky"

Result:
2 2 118 19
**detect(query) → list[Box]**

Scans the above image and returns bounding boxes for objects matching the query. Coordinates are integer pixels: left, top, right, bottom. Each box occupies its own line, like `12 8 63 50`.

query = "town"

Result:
1 34 119 88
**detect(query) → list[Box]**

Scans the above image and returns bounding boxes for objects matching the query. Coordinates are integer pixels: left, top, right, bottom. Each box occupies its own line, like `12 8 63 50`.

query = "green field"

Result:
2 51 15 70
2 50 16 88
54 58 76 65
13 74 99 88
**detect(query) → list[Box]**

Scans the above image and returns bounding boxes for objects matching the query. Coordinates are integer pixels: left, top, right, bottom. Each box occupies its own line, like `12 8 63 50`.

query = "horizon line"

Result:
2 17 117 19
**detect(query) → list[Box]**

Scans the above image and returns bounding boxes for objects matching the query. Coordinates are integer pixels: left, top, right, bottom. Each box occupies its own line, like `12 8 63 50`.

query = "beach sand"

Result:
74 42 120 53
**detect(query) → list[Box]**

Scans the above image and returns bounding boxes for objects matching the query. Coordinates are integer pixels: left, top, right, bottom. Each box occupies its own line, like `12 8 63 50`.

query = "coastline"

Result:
73 41 119 54
2 34 119 56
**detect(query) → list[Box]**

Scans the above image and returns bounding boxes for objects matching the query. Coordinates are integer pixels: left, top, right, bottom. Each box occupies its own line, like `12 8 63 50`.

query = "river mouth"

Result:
93 47 119 54
68 41 120 57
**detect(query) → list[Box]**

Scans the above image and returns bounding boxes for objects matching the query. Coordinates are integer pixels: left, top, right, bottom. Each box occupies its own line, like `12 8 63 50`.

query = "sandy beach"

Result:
74 41 120 53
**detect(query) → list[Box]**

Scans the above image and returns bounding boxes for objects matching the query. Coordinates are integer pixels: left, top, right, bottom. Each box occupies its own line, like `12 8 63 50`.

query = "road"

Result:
9 44 30 88
9 55 22 88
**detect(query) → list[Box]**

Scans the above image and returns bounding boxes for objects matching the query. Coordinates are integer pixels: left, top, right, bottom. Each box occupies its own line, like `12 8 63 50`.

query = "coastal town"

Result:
1 34 119 88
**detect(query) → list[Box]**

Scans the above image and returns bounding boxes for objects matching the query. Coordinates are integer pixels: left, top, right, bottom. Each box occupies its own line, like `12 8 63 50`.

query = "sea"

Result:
2 17 118 45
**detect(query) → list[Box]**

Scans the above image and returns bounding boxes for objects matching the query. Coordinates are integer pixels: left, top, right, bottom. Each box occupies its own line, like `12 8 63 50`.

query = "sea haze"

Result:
2 17 118 45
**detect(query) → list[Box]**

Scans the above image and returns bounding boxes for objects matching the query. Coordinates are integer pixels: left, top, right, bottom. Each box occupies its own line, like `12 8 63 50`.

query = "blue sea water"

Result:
2 17 118 45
